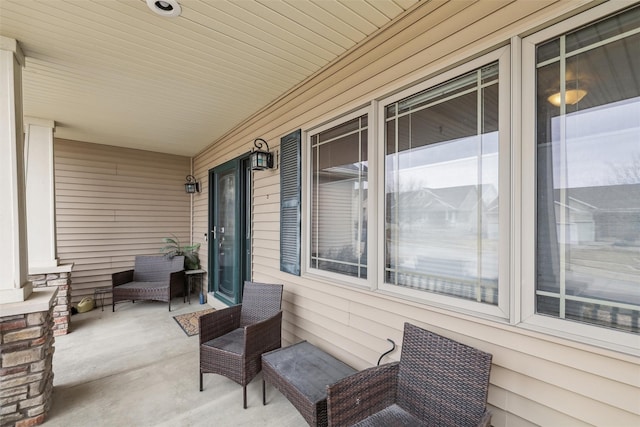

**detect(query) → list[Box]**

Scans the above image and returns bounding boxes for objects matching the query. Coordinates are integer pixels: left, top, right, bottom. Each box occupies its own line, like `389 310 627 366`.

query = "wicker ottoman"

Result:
262 341 356 427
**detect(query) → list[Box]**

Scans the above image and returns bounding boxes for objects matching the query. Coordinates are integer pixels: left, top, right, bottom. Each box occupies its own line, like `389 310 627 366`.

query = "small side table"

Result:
93 287 111 311
185 269 206 304
262 341 356 427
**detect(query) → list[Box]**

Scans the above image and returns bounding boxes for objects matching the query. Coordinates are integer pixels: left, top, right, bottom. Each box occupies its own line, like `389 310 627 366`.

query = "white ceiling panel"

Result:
0 0 418 156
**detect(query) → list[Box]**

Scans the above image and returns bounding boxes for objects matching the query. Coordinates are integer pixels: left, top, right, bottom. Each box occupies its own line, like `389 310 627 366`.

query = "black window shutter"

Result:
280 129 301 275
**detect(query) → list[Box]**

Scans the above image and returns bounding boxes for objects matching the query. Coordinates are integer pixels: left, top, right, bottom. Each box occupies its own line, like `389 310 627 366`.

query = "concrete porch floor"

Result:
44 298 305 426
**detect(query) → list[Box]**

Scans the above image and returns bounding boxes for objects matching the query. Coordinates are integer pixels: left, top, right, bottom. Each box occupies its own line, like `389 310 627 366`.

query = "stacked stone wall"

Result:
0 307 55 427
29 272 70 336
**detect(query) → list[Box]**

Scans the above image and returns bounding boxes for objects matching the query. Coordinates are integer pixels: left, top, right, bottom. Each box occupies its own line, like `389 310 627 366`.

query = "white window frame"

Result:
376 47 512 321
302 106 374 288
520 1 640 354
296 1 640 354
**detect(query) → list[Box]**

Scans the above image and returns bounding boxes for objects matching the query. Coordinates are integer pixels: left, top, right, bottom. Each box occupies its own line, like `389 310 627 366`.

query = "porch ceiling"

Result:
0 0 418 157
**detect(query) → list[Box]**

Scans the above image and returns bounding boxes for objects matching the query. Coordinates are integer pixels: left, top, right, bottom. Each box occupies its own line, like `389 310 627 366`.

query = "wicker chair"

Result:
327 322 493 427
199 281 283 409
112 255 185 312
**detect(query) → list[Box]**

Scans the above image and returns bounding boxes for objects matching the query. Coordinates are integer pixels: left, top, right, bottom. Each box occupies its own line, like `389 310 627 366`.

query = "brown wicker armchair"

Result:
112 255 185 312
327 322 493 427
199 281 283 409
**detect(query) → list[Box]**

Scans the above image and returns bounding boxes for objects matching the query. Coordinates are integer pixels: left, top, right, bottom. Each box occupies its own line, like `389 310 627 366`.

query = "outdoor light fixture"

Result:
548 80 588 107
250 138 274 171
184 175 200 194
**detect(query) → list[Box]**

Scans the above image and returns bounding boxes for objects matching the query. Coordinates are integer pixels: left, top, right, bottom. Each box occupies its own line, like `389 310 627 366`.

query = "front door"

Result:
208 156 251 305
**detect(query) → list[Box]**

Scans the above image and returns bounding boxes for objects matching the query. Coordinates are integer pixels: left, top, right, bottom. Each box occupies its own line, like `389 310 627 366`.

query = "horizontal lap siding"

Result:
193 1 640 425
55 138 191 304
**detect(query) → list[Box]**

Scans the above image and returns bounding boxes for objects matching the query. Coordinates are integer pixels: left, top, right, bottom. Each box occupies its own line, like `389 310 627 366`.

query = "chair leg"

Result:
243 385 247 409
199 372 203 392
262 380 266 405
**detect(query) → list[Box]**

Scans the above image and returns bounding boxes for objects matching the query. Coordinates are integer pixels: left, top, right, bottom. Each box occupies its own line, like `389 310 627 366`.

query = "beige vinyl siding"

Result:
55 138 191 304
193 1 640 425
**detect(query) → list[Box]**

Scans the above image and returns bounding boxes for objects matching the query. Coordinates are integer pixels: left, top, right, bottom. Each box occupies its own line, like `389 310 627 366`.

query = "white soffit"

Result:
0 0 418 156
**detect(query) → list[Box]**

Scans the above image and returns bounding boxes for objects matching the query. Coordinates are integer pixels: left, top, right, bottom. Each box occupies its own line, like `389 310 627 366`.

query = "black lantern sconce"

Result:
184 175 200 194
250 138 274 171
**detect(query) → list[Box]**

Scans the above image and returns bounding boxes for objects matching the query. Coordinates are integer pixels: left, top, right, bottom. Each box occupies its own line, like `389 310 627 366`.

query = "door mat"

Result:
173 308 216 336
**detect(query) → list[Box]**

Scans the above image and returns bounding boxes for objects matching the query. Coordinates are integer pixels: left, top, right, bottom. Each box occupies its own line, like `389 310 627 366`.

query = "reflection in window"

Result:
385 63 499 305
310 115 368 279
536 5 640 333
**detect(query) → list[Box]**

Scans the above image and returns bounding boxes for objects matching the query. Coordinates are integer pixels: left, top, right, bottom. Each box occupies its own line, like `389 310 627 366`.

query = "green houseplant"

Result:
160 235 201 270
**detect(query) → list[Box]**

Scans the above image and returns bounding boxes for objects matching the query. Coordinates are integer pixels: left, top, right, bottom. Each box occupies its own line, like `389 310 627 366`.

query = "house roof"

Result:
391 184 499 212
555 184 640 212
0 0 418 156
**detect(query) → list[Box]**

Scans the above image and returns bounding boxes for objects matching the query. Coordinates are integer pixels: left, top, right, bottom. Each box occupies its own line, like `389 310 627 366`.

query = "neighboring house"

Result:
555 184 640 244
390 184 499 234
554 196 597 244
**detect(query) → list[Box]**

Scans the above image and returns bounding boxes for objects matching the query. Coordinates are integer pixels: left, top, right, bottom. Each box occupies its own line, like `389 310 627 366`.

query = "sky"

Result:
389 96 640 191
551 96 640 188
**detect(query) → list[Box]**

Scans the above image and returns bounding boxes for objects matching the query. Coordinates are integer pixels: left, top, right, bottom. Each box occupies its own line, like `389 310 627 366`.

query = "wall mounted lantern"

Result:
250 138 273 171
184 175 200 193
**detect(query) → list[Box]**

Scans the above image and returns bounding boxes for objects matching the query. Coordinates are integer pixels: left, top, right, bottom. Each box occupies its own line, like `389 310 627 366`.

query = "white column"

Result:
0 36 32 303
24 117 59 272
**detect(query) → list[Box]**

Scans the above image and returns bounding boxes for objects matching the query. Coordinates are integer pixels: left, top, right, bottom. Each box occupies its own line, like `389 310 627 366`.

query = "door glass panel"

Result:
217 170 236 299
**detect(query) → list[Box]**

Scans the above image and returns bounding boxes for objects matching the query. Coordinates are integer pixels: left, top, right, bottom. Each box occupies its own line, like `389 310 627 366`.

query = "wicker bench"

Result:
112 255 185 312
262 341 356 427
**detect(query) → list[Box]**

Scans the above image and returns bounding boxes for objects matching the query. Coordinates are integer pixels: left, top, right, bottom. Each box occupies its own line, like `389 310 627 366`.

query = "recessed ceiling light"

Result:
146 0 181 18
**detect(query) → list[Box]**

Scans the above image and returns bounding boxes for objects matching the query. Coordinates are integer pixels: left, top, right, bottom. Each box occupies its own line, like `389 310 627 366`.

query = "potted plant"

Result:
160 234 201 270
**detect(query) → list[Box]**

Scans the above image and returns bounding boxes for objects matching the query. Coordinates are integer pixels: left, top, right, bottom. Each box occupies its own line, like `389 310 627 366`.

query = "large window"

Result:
533 5 640 334
304 51 509 317
383 59 504 308
309 112 368 279
299 2 637 351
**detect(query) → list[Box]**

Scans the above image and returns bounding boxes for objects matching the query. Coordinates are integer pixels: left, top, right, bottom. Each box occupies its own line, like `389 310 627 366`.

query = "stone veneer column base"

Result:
28 265 72 337
0 289 56 427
